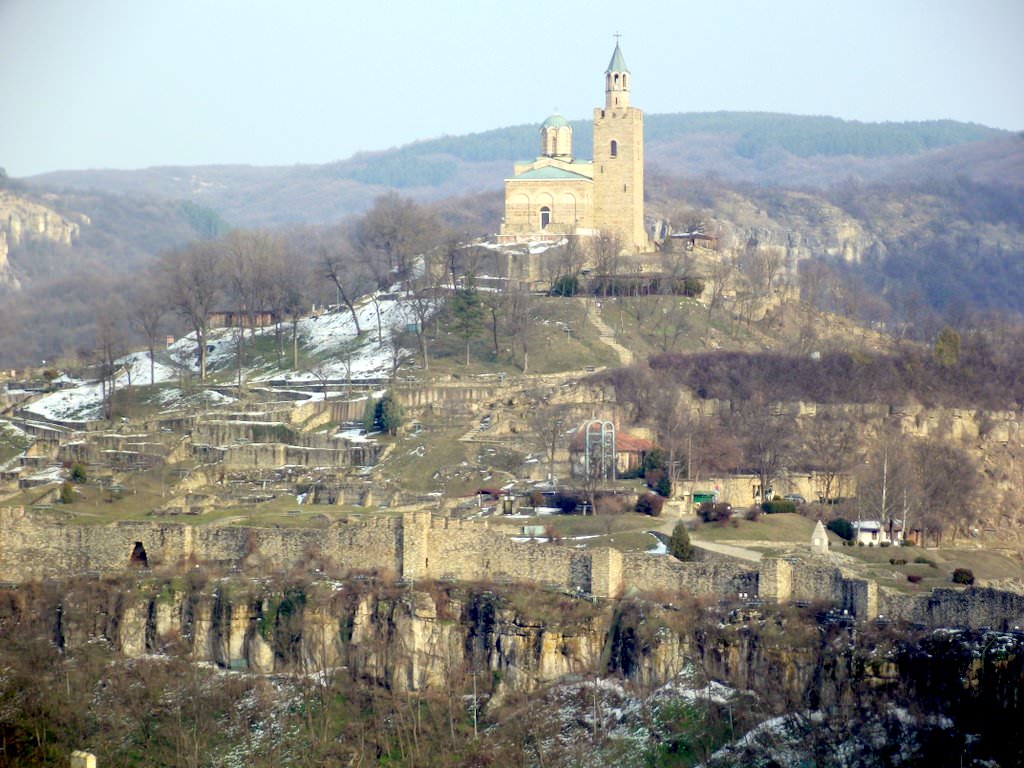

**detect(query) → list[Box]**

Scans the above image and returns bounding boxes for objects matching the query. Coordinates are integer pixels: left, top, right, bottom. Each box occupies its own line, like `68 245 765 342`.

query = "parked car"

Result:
783 493 806 506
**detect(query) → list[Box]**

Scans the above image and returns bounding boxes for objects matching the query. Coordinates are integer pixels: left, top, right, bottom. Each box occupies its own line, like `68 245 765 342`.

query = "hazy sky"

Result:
2 0 1022 177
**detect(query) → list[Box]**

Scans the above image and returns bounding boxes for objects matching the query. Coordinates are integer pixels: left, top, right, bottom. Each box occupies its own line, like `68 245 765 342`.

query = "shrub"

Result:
529 491 546 508
902 539 916 547
952 568 975 585
826 518 855 541
551 274 579 296
682 276 705 297
635 493 665 517
553 493 579 514
698 501 732 523
889 558 908 566
907 574 923 584
761 499 797 514
653 473 672 499
879 541 891 548
744 507 761 522
59 481 74 504
69 462 87 483
913 556 936 567
668 521 693 561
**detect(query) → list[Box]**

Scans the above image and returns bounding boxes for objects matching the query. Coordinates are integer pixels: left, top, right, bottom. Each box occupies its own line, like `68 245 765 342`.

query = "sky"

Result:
2 0 1022 178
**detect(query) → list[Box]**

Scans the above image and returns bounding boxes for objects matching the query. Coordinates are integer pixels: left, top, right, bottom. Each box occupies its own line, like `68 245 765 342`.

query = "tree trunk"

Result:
343 295 361 336
372 296 383 345
415 331 429 370
196 326 207 382
490 307 499 355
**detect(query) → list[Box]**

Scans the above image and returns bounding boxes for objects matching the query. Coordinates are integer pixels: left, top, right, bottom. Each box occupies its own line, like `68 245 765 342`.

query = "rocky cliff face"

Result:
0 190 86 291
8 575 1023 764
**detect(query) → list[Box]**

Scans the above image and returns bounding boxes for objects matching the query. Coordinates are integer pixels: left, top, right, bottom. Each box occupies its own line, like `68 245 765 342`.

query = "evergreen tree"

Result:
362 396 377 432
450 274 485 365
668 521 693 561
378 391 404 436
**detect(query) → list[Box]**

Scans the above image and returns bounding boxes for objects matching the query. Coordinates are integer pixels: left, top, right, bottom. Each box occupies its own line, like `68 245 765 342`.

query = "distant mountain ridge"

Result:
28 112 1015 227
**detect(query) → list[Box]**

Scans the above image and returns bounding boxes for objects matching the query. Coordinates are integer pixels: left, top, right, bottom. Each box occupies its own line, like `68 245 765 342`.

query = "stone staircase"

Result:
579 298 633 366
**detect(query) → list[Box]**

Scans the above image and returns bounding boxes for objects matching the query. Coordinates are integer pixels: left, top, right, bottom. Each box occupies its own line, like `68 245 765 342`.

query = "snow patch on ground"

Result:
25 351 182 421
26 293 421 421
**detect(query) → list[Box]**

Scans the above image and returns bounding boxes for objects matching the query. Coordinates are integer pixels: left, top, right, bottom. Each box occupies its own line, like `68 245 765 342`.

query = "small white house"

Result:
852 519 902 545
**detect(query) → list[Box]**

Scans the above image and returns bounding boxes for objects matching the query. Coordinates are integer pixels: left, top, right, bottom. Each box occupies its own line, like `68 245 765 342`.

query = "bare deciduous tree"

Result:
161 242 222 381
128 277 165 385
803 411 859 503
356 193 441 278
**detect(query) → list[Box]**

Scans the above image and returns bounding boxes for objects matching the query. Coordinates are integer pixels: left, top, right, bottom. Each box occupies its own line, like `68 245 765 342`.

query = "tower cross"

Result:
614 31 621 43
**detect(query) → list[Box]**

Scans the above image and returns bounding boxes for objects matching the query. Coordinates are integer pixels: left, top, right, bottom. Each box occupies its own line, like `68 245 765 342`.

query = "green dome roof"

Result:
541 113 569 129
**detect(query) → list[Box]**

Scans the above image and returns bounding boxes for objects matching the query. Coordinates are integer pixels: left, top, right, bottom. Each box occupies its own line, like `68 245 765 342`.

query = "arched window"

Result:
540 206 551 229
610 140 618 158
623 74 628 89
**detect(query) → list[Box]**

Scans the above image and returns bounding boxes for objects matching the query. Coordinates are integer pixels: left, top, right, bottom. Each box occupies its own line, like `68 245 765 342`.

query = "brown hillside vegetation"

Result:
642 344 1024 409
598 333 1024 411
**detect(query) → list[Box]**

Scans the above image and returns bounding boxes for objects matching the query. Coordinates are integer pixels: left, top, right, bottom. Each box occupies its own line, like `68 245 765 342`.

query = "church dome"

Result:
541 113 569 129
540 114 573 159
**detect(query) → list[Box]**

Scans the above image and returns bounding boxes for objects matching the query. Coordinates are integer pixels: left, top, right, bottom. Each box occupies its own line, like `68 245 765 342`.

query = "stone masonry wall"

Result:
1 506 1020 627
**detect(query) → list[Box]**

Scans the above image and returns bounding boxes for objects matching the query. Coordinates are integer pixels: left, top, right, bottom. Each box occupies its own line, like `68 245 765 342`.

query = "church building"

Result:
498 41 649 254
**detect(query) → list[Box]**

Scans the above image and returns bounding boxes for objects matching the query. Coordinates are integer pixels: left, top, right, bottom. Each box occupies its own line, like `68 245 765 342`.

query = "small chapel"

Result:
498 41 649 254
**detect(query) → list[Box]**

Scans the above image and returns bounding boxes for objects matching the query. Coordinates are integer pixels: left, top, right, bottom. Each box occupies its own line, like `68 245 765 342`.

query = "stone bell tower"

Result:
592 39 648 253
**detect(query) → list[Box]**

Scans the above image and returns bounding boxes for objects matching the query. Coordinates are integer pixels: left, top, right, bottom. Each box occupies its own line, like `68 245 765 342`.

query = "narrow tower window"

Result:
610 140 618 158
540 207 551 229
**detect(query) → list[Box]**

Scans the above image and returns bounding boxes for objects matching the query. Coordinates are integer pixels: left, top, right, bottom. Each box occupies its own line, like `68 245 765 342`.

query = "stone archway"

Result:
129 541 149 569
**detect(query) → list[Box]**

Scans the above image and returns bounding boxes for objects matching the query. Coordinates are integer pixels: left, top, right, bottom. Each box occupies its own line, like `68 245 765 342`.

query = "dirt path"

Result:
651 515 764 562
578 298 633 366
688 538 764 562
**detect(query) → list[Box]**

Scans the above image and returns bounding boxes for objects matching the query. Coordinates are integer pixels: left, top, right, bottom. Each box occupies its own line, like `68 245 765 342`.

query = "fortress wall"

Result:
4 506 1021 629
762 556 880 618
591 548 623 598
881 587 1024 629
419 516 592 593
621 553 755 597
0 508 404 582
0 508 196 580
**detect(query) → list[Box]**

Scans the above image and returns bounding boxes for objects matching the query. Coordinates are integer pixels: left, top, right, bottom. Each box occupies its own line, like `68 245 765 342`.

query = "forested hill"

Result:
28 113 1013 227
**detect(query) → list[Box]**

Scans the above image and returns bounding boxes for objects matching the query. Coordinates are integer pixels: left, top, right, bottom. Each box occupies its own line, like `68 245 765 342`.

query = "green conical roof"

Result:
606 42 629 74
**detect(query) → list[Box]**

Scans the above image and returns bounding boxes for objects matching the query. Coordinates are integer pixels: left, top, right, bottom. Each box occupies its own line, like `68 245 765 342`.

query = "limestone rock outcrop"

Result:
0 189 86 291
